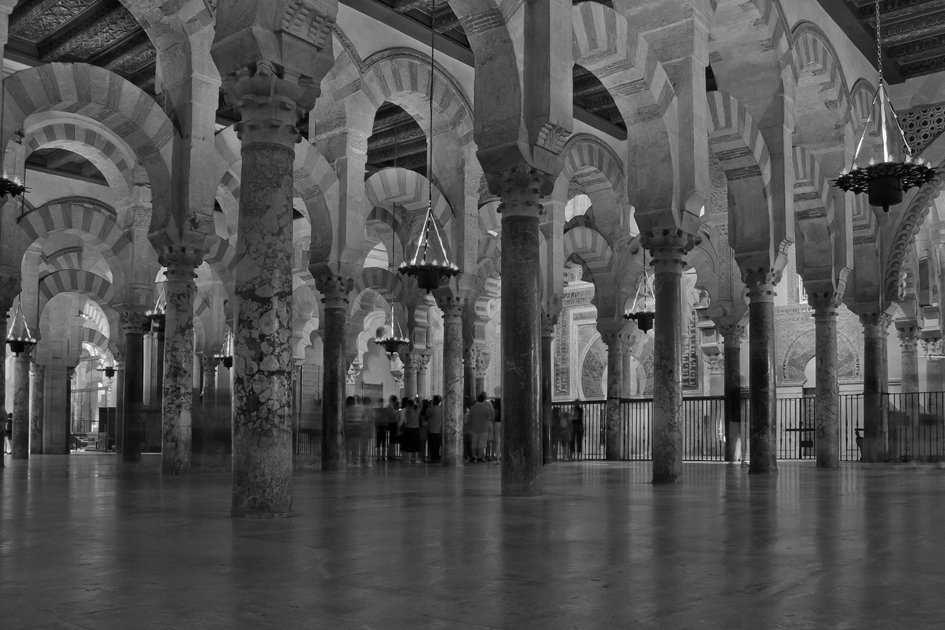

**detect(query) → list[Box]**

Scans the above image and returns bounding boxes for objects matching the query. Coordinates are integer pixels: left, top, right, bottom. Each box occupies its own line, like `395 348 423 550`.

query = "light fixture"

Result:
833 0 937 212
376 204 409 357
6 296 36 356
397 0 460 292
97 359 116 379
146 284 166 333
214 327 234 369
0 83 26 199
623 249 655 333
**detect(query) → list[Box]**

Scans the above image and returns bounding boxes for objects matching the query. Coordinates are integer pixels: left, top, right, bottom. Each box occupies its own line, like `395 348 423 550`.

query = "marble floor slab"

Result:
2 455 945 629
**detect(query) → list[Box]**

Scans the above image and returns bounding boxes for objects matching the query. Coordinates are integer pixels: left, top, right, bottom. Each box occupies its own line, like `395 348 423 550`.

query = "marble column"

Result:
121 313 148 463
11 345 32 459
114 359 125 456
402 353 418 400
464 348 477 401
899 327 920 395
317 276 350 473
198 356 222 459
414 353 431 399
541 316 555 465
30 361 44 455
601 332 624 461
439 297 465 467
220 62 320 516
0 304 8 467
160 250 201 476
809 292 841 468
646 233 693 483
746 270 778 475
861 312 889 462
497 166 547 497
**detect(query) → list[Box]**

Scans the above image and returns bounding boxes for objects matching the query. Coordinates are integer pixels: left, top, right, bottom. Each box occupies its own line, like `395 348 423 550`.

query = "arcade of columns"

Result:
2 0 945 515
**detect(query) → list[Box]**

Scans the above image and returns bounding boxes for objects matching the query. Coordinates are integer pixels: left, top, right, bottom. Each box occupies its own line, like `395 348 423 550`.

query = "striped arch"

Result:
572 2 676 212
18 197 130 257
792 146 832 214
706 91 774 260
26 121 134 200
688 227 721 303
205 236 236 287
39 269 114 314
850 79 877 134
360 50 474 142
564 226 617 319
562 134 625 196
884 171 945 304
79 326 111 355
365 205 407 268
352 267 407 307
3 63 176 232
792 22 852 177
40 245 82 273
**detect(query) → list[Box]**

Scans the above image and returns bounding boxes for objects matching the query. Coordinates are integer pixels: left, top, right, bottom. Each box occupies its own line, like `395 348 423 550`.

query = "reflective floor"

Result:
2 454 945 629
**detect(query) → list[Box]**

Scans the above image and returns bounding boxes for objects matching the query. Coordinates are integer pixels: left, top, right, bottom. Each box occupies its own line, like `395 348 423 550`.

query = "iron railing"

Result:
885 392 945 462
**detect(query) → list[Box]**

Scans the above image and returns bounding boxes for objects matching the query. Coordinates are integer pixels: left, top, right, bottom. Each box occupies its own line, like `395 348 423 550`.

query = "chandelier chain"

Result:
875 0 883 86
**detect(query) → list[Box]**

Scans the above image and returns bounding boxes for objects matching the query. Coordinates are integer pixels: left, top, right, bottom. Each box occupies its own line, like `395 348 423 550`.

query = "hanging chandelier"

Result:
0 83 26 200
214 326 235 369
398 0 460 293
376 305 409 357
6 295 36 356
146 284 166 333
623 249 655 333
833 0 937 212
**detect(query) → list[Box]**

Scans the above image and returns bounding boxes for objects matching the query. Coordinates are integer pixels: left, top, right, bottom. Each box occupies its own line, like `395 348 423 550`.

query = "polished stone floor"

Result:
2 455 945 629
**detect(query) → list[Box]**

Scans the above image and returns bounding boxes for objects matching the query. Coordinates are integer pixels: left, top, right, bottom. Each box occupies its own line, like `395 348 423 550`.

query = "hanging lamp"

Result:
0 72 25 200
376 204 409 356
398 0 460 292
146 284 166 333
6 295 36 356
833 0 937 212
623 249 655 333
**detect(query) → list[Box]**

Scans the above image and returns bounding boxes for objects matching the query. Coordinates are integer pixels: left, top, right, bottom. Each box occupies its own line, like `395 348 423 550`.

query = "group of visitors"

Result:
552 406 585 461
343 393 504 465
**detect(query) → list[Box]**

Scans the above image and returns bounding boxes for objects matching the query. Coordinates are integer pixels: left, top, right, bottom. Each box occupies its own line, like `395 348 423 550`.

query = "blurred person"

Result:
398 397 421 463
570 404 585 461
468 393 495 462
419 398 431 462
344 396 363 467
427 395 443 463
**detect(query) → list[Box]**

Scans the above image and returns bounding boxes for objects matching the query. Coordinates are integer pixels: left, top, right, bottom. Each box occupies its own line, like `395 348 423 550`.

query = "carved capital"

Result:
315 274 353 309
717 322 745 349
642 229 698 276
806 290 843 314
860 312 891 340
743 267 777 302
487 164 557 218
436 295 466 320
120 311 150 336
159 246 203 282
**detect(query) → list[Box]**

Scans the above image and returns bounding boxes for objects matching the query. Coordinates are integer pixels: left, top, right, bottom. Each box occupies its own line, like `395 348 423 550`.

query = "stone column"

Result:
646 232 694 483
11 344 32 459
121 312 148 462
719 325 744 463
896 323 919 459
809 292 842 468
745 269 778 474
926 339 945 392
30 361 44 454
0 290 12 467
899 326 920 395
160 249 201 476
317 275 351 472
114 359 125 456
438 296 465 466
401 353 418 400
198 356 221 459
541 315 555 465
474 351 489 398
464 348 476 401
414 353 431 399
861 312 889 462
601 330 625 461
493 165 550 497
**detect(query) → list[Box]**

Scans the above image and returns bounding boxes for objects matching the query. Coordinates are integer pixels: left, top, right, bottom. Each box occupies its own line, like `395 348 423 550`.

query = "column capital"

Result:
201 355 219 370
158 246 204 276
705 353 725 375
120 310 150 335
898 326 919 353
487 163 558 218
806 290 844 313
435 294 466 318
923 337 944 357
541 311 558 337
640 228 699 256
715 321 745 349
744 268 777 303
315 275 353 309
860 312 891 339
413 353 432 372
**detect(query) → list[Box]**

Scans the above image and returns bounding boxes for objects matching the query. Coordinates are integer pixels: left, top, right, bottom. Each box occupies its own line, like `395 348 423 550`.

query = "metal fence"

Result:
552 394 868 462
886 392 945 462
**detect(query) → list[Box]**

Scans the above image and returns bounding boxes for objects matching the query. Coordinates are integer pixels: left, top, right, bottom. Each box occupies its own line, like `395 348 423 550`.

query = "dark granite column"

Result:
746 269 778 474
897 325 919 458
496 165 549 497
11 345 32 459
114 358 125 456
0 304 9 467
160 249 201 476
121 312 148 463
197 356 221 462
861 312 889 463
541 315 555 465
464 348 476 401
317 275 350 472
718 324 744 463
30 361 44 455
809 292 841 468
645 231 694 483
438 296 465 466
